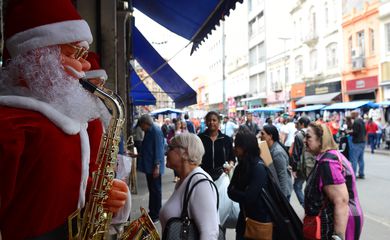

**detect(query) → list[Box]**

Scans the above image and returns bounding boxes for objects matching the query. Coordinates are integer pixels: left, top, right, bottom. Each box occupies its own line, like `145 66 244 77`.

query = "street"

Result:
130 151 390 239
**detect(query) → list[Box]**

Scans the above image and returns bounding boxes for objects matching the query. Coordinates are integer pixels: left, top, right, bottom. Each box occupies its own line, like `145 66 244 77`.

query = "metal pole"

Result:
222 21 226 115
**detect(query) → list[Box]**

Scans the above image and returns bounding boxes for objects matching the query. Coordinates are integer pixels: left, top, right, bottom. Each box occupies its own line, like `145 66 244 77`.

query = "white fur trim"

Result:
0 95 81 134
77 41 90 50
85 70 108 81
77 123 90 208
6 20 93 57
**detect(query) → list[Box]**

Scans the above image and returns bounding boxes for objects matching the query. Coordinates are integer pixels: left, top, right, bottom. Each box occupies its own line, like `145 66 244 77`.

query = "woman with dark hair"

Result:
304 123 363 240
261 124 293 200
228 128 273 240
198 111 235 180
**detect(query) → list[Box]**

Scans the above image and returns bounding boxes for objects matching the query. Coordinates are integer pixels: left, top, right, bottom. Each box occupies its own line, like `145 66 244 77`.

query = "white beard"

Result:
0 46 111 125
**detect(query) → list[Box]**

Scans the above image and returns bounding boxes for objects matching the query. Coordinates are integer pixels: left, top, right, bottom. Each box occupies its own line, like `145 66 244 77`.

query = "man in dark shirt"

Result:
184 114 196 133
348 111 366 179
244 112 260 136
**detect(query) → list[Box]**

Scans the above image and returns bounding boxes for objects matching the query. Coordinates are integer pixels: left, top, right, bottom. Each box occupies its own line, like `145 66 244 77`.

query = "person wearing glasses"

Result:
260 125 293 200
160 133 220 240
0 0 129 238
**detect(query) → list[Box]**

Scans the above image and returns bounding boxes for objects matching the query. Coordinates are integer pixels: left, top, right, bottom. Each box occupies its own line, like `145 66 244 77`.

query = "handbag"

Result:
162 172 225 240
244 217 273 240
303 215 321 240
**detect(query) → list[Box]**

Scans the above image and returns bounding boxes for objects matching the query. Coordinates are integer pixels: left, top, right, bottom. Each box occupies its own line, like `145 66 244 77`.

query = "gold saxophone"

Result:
69 79 160 240
69 78 125 240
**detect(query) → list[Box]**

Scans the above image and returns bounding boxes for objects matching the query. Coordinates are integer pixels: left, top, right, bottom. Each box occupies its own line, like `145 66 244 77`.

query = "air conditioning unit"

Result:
351 48 363 58
352 57 365 70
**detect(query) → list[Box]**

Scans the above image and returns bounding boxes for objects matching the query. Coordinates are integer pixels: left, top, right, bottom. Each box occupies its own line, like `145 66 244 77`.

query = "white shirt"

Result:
281 122 296 147
159 167 220 240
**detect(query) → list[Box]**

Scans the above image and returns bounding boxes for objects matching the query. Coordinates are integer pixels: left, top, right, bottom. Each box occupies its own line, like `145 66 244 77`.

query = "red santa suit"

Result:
0 96 103 239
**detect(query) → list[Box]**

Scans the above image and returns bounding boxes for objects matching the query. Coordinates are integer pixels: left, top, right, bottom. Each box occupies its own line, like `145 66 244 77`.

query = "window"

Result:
249 47 257 67
258 42 265 63
357 30 365 56
309 6 316 34
285 67 289 84
369 28 375 54
324 2 329 28
249 12 264 38
295 56 303 77
386 23 390 52
326 43 338 68
249 42 265 66
310 49 318 71
348 36 353 62
249 75 257 94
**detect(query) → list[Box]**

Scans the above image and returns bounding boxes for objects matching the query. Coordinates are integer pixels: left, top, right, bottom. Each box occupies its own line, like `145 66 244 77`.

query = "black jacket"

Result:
228 157 272 236
198 129 235 180
352 118 366 143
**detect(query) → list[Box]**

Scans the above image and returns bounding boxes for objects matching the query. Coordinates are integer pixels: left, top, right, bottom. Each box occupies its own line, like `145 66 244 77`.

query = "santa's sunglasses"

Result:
67 44 89 60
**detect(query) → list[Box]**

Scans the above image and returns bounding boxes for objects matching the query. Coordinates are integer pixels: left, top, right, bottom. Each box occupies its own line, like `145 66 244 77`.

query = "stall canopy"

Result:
133 0 243 54
296 92 340 105
129 70 156 106
294 105 325 112
248 107 283 113
323 101 378 110
133 27 197 108
150 108 185 116
378 101 390 106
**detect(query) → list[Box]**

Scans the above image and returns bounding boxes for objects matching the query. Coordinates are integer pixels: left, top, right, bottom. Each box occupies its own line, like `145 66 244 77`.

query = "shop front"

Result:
345 76 378 101
296 81 341 106
266 91 290 112
290 82 306 110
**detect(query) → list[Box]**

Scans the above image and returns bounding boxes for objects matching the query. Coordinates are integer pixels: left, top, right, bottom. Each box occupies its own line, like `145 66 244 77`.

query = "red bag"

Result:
303 215 321 240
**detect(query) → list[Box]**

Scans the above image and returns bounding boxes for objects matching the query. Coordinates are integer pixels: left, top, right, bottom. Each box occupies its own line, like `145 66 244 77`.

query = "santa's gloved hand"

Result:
104 179 129 213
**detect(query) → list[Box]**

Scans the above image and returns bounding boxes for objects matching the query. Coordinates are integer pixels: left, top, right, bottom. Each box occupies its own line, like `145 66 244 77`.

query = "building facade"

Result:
290 0 343 108
379 0 390 101
342 0 381 102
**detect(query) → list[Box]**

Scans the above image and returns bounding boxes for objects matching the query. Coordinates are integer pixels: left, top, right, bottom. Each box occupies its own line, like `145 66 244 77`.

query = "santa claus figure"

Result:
0 0 129 239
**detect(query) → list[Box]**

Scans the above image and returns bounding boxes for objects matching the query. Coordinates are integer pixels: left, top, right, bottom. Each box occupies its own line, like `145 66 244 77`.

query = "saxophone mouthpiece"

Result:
79 78 97 93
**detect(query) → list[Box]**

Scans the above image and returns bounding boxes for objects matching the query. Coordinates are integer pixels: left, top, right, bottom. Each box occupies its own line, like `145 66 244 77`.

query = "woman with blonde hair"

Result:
304 123 363 240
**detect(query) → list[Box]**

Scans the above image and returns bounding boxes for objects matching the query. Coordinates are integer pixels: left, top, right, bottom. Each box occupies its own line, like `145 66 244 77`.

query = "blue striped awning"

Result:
133 27 197 108
294 105 325 112
129 70 156 106
247 107 284 113
133 0 243 54
323 101 378 110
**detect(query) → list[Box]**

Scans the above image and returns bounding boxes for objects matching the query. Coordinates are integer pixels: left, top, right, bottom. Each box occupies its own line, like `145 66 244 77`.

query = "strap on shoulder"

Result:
181 172 219 218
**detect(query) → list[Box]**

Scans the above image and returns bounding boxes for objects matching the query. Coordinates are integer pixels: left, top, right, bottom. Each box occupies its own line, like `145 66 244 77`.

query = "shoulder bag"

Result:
162 172 225 240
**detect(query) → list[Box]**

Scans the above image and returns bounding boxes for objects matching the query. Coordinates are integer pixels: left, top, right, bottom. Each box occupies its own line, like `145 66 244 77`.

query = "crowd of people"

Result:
129 109 374 240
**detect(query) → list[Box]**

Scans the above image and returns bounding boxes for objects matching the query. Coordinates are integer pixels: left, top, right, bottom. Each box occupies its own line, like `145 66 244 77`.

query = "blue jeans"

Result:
368 133 376 153
146 174 162 220
349 142 365 177
376 133 382 149
293 176 305 206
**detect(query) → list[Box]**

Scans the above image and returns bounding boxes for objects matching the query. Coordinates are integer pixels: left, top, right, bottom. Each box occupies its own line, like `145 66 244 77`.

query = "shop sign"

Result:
305 81 341 96
291 83 306 98
346 76 378 92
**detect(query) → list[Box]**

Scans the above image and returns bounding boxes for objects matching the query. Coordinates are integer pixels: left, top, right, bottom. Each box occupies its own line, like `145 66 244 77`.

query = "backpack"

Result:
297 130 316 178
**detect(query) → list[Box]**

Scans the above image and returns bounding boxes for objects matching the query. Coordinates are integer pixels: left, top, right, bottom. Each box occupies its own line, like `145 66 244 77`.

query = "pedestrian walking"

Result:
132 114 165 222
303 123 363 240
261 125 293 200
244 112 260 136
291 116 315 207
228 128 273 240
366 118 378 154
348 111 366 179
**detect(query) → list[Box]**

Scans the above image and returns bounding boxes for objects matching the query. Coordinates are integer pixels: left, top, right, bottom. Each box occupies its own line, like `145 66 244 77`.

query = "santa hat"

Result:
4 0 93 58
85 52 108 81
